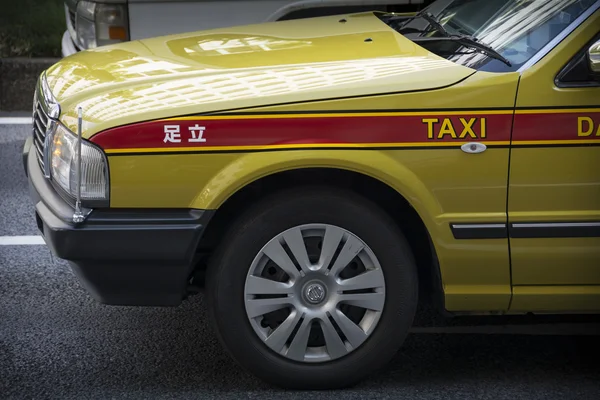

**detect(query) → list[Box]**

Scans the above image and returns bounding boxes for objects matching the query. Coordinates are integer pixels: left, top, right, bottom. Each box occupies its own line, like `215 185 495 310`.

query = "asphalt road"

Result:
1 121 600 400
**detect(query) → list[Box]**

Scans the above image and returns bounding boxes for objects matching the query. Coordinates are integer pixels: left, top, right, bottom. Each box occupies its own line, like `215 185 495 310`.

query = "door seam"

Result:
506 75 522 311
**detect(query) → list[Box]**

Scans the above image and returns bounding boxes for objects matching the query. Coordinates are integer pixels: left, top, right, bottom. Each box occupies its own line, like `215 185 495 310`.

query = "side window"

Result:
556 31 600 88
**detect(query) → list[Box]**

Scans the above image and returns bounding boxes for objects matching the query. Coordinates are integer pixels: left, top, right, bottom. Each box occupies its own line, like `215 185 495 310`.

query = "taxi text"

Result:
422 117 487 139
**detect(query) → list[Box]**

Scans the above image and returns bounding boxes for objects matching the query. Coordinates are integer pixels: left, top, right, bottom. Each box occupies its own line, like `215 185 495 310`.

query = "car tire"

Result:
206 186 419 389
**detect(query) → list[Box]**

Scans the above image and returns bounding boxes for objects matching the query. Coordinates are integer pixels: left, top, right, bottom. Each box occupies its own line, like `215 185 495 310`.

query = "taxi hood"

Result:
44 12 476 137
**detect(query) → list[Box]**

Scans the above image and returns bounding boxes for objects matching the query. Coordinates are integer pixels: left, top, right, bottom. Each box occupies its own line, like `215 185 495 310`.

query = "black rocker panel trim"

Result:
450 222 600 239
509 222 600 239
450 223 508 239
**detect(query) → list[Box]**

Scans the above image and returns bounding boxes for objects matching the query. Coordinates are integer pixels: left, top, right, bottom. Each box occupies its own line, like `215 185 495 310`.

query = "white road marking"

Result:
0 117 32 125
0 235 46 245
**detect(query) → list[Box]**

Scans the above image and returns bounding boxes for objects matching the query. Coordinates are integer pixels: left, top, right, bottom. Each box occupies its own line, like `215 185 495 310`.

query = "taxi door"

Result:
507 9 600 312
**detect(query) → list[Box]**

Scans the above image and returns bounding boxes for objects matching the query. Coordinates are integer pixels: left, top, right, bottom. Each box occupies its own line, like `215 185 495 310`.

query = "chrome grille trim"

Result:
32 73 60 178
37 101 49 125
33 114 44 134
34 140 44 161
32 102 50 172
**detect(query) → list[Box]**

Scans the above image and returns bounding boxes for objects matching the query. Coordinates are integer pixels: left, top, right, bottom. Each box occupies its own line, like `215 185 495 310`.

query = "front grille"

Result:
32 100 50 172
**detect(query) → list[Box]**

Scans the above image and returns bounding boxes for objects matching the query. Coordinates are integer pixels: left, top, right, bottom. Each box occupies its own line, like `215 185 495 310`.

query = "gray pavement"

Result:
1 122 600 399
1 124 40 237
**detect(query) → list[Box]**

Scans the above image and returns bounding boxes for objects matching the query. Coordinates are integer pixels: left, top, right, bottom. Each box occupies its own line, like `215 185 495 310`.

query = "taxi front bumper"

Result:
23 139 213 306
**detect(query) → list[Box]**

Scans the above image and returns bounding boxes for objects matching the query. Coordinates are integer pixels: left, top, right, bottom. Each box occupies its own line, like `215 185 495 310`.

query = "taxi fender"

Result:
190 150 440 233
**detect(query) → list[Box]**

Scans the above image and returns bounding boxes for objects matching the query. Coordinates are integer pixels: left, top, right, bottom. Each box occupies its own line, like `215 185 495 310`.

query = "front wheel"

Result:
206 188 418 389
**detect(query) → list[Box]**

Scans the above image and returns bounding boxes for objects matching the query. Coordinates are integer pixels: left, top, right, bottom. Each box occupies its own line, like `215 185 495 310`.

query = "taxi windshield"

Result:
383 0 598 72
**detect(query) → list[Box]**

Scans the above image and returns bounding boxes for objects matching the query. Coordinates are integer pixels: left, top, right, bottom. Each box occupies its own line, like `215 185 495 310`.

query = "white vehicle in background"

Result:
61 0 428 57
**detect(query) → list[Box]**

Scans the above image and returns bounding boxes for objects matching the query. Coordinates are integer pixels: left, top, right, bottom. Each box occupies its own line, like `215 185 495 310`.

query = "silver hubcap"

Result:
244 224 386 363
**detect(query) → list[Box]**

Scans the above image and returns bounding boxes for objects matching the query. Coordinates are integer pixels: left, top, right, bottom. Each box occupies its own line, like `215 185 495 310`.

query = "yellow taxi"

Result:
23 0 600 390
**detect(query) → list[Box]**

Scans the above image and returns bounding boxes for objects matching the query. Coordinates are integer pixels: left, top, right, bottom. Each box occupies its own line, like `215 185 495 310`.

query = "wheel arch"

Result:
194 160 446 314
190 151 441 220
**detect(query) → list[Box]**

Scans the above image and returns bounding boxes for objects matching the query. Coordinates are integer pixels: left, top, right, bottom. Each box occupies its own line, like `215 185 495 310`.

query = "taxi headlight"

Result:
50 123 108 201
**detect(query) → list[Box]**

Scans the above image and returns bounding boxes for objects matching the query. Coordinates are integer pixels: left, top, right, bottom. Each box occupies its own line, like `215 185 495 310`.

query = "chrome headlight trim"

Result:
40 72 61 120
